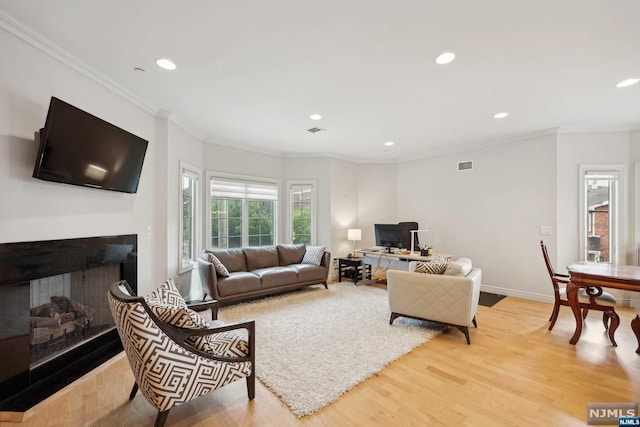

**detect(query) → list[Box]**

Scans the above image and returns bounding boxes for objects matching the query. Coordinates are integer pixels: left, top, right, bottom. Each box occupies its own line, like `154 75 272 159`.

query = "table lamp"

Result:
347 228 361 257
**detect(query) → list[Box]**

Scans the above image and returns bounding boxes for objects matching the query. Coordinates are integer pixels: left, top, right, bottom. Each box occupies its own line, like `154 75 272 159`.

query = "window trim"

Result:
578 164 625 264
179 161 201 274
206 171 281 248
286 180 317 245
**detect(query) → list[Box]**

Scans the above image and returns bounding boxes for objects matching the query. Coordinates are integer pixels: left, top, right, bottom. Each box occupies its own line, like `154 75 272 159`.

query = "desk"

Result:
566 262 640 354
356 249 454 272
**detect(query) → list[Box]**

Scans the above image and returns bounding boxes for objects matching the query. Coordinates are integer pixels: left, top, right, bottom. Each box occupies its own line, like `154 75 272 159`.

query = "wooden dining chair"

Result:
540 241 619 345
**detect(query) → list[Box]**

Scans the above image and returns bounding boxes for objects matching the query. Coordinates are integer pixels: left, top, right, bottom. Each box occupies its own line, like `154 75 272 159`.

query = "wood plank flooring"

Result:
2 285 639 427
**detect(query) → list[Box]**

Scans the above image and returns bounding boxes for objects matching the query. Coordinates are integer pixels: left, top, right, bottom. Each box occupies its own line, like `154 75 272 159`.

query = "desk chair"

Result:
540 241 619 345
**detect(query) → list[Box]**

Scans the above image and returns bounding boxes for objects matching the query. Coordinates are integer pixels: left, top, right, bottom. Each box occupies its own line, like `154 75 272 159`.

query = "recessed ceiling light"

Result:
494 112 509 119
384 141 394 146
155 58 176 70
310 114 322 120
435 52 456 65
616 78 639 88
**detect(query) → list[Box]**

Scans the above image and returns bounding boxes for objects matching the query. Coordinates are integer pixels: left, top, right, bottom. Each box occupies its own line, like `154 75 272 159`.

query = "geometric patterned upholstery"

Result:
144 278 249 356
208 320 250 358
147 303 215 353
107 281 254 425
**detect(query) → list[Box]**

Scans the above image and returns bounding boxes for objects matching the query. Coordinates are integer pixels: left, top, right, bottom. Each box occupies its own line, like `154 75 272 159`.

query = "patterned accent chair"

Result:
108 280 255 427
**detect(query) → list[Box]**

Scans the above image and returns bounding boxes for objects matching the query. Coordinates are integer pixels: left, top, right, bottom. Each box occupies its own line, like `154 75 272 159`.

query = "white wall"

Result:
397 134 557 301
167 121 205 298
0 28 156 293
357 164 397 248
556 131 632 272
329 159 359 259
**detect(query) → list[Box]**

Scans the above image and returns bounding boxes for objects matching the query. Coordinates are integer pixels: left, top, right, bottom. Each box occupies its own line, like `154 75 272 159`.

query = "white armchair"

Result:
387 258 482 344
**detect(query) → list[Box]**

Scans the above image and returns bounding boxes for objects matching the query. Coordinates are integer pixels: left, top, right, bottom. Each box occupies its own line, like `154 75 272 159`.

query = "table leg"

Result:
631 314 640 355
338 262 343 282
566 280 583 345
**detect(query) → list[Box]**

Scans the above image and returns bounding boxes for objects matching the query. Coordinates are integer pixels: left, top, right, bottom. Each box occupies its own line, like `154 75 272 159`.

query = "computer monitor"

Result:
398 221 419 250
374 222 419 251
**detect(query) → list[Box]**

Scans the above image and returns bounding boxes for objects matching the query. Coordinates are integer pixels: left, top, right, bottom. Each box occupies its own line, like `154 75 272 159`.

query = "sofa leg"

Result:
322 281 328 289
455 326 471 344
472 316 477 328
389 312 400 325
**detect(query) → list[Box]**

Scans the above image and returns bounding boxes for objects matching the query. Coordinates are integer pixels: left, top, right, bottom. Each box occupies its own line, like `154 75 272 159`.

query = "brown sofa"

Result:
197 244 331 304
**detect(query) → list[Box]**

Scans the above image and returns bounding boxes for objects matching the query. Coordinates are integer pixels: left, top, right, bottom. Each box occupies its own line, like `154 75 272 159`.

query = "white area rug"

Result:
218 284 443 416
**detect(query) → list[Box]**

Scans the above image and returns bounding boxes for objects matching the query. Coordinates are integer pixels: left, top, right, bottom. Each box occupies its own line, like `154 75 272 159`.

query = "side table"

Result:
338 257 371 285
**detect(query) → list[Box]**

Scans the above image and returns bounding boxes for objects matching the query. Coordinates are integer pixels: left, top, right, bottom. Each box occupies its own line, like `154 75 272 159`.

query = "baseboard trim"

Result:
480 284 640 307
480 284 554 304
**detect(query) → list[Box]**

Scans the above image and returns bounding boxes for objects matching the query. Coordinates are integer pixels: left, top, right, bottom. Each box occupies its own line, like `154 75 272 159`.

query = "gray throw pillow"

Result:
207 253 230 277
302 246 326 265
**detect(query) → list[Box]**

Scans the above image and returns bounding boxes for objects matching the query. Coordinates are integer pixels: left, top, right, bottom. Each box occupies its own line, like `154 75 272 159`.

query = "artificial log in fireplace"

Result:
0 235 137 415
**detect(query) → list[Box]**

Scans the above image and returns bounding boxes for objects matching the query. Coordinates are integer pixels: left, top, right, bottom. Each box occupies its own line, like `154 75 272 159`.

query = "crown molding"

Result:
0 8 159 116
395 128 560 163
557 124 636 134
0 8 211 144
169 115 208 141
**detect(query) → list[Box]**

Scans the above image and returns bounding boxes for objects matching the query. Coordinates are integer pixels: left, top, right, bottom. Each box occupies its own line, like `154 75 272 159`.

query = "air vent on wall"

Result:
458 161 473 171
307 127 326 133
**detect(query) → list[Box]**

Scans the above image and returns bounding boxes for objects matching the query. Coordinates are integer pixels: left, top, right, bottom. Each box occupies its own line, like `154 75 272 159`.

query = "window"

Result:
287 181 316 245
208 175 278 248
580 165 624 264
179 162 200 272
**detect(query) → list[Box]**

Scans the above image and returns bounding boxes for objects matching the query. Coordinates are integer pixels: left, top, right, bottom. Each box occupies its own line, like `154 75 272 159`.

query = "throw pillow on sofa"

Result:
414 258 450 275
207 253 230 277
302 246 326 265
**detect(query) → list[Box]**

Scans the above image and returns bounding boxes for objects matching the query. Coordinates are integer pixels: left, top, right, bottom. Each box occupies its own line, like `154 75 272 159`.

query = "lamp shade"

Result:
347 228 362 241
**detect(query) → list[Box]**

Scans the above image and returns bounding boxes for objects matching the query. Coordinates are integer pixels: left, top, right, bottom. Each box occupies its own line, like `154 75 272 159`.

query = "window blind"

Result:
211 178 278 201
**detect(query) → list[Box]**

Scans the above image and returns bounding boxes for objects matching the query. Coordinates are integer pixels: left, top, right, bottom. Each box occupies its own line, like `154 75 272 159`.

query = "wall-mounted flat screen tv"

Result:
33 97 148 194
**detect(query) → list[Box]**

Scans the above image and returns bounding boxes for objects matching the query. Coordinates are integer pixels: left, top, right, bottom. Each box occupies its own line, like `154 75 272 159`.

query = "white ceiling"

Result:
1 0 639 162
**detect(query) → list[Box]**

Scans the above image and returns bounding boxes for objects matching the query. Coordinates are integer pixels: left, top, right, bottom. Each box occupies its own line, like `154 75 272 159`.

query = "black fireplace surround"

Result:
0 234 137 412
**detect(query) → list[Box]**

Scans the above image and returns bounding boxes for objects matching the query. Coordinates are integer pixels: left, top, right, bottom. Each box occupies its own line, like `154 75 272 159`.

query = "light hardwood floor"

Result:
2 285 639 427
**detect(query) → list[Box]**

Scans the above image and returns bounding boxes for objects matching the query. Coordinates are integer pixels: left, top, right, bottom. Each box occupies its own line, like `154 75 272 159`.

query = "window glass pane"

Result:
290 184 313 244
180 166 199 272
182 176 194 264
583 171 619 263
248 200 275 246
210 177 277 248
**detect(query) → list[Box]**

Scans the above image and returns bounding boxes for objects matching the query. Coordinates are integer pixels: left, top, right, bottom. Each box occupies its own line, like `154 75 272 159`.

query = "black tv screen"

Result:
33 97 148 194
374 222 419 250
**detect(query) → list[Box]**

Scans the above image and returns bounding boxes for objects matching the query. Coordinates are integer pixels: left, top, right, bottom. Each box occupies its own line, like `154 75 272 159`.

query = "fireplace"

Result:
0 235 137 413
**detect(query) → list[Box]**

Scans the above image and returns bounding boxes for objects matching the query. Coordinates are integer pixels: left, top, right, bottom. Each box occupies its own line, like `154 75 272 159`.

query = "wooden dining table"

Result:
566 261 640 354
